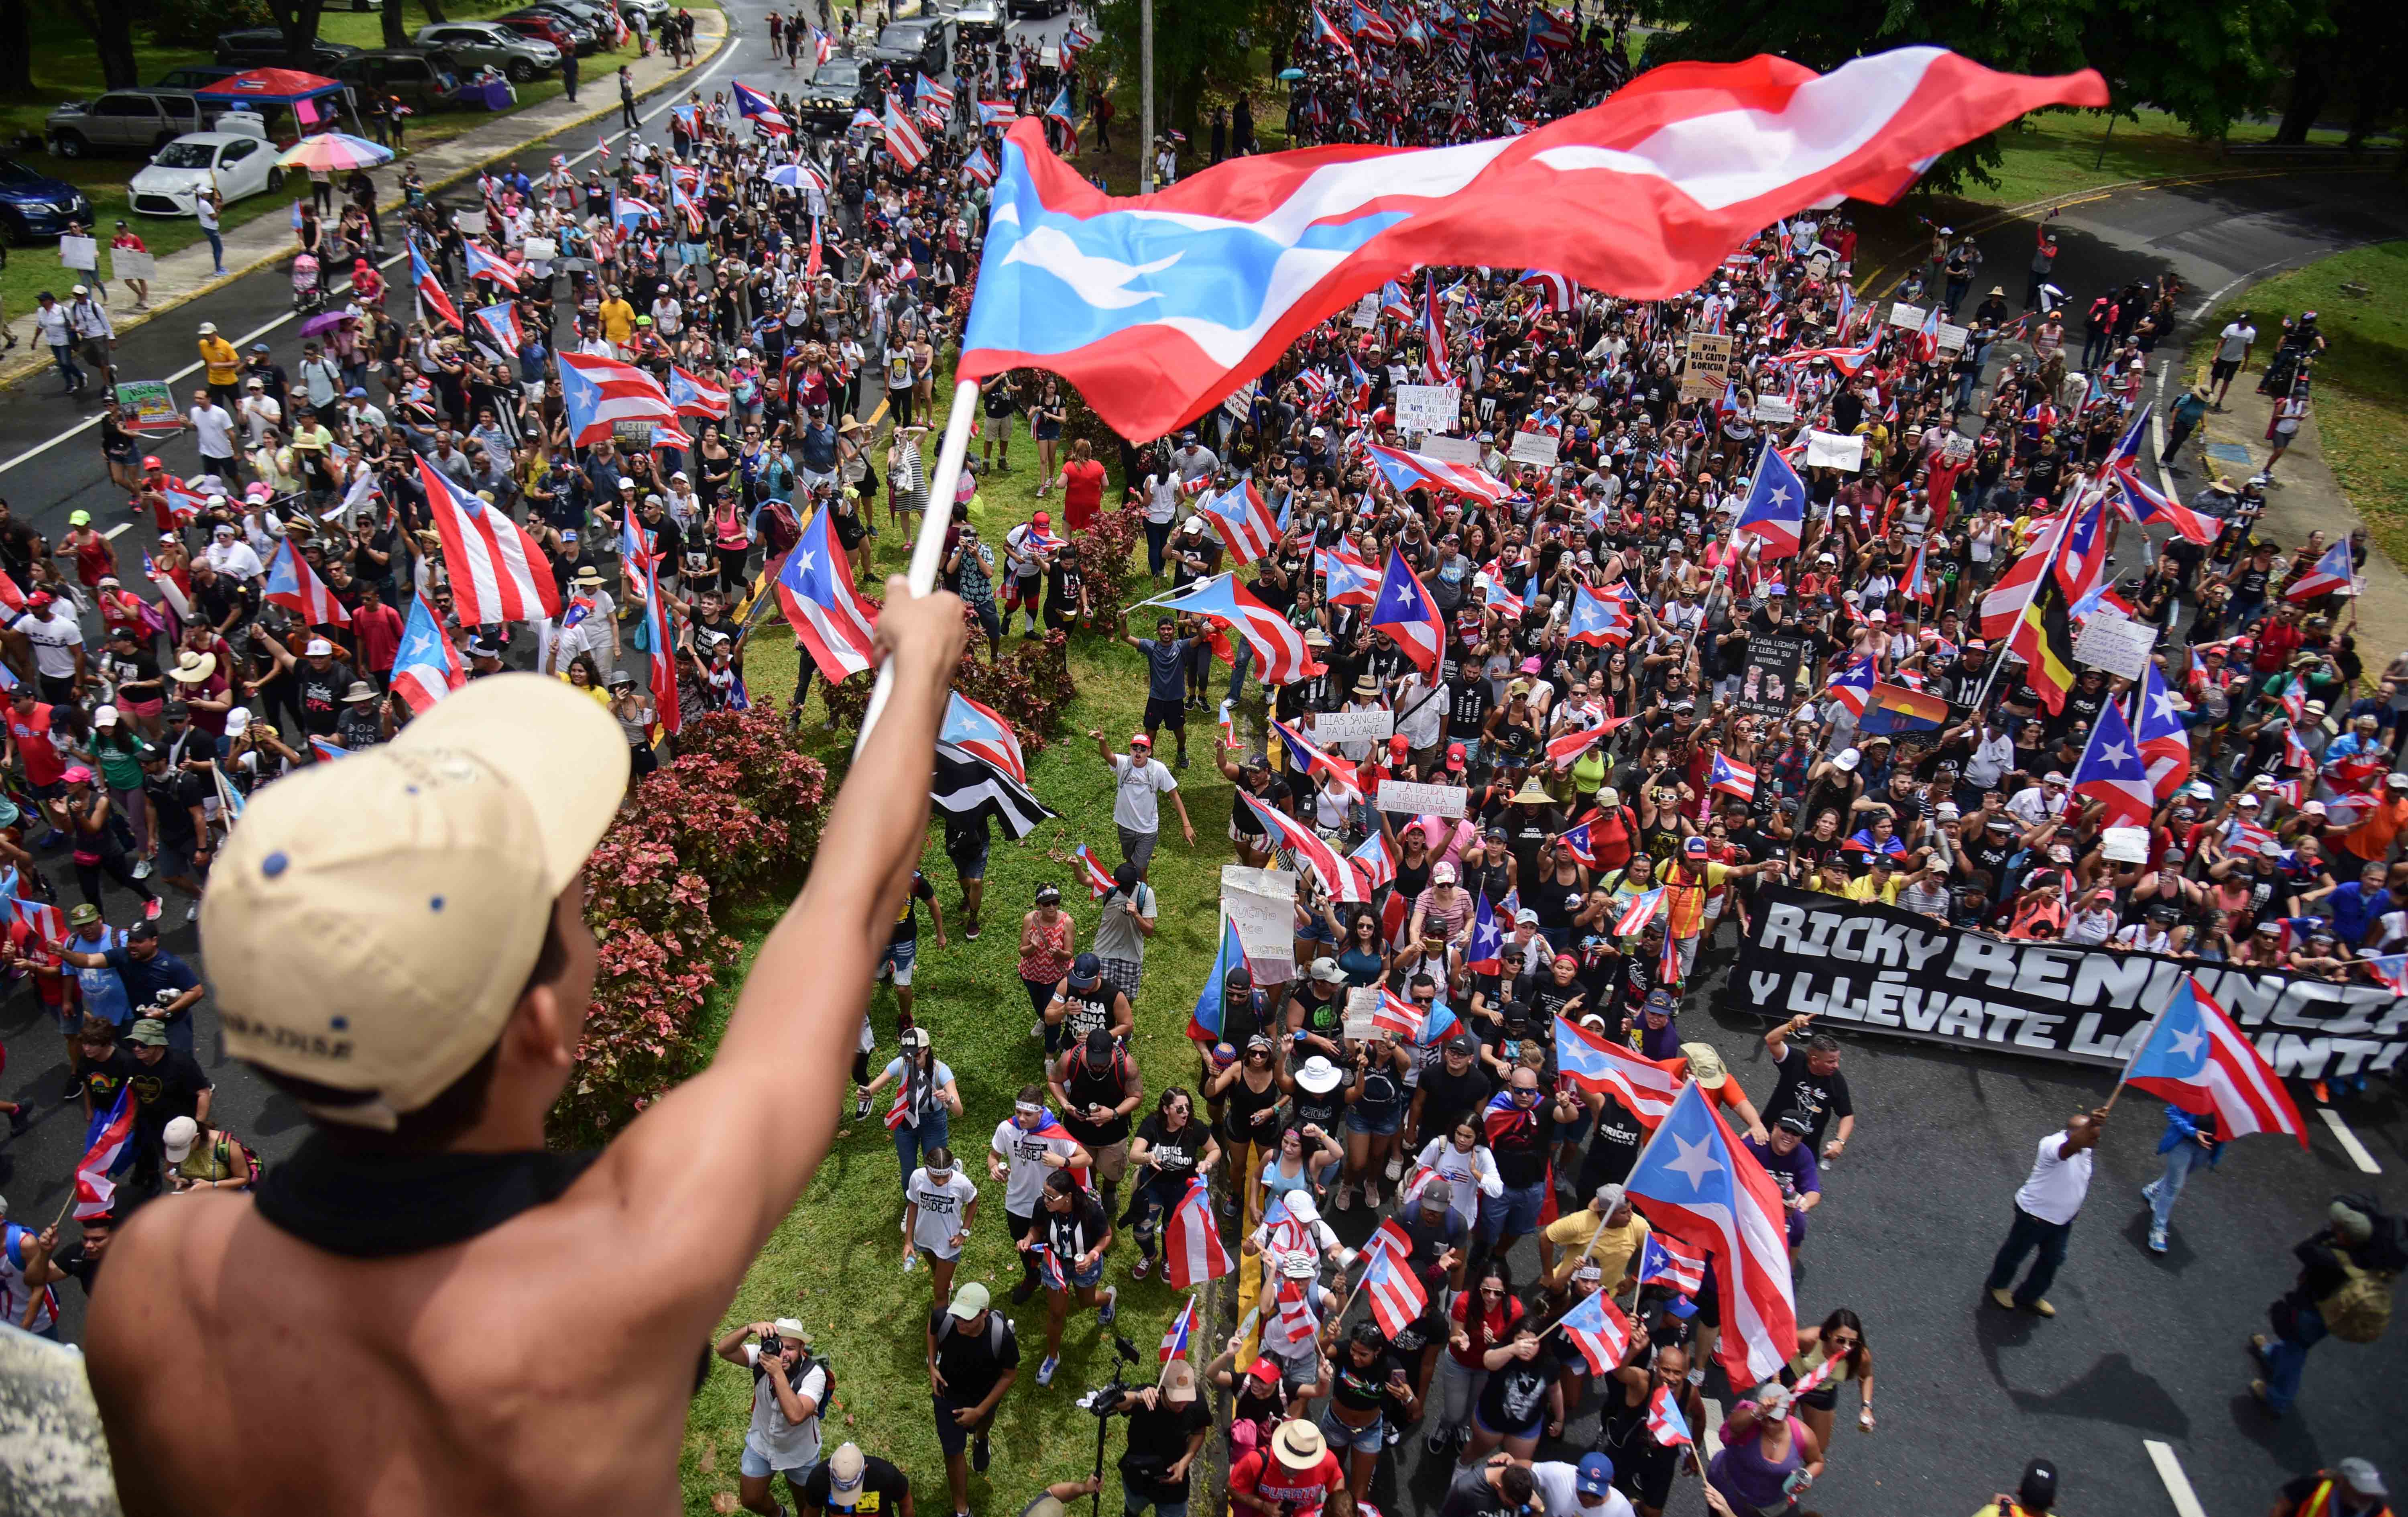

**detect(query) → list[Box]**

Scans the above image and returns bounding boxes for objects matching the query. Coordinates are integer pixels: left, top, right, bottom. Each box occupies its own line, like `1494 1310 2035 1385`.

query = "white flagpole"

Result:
854 377 981 754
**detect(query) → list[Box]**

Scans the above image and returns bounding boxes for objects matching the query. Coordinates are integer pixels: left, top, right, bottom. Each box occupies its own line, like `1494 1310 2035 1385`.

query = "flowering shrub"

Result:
1075 502 1147 633
817 609 1073 755
551 706 830 1146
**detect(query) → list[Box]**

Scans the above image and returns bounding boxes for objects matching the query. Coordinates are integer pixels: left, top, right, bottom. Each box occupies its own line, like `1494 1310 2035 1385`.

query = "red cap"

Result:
1031 511 1051 525
1129 732 1153 748
1389 733 1409 753
1445 742 1467 772
26 592 53 610
141 456 163 471
1247 1357 1281 1385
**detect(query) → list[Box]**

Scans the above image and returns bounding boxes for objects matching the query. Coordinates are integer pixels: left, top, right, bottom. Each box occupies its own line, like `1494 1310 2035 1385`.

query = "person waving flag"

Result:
2070 694 2154 830
1734 442 1806 558
1623 1081 1797 1385
264 540 352 627
1635 1230 1706 1294
1554 1286 1633 1374
776 501 882 681
1367 547 1446 673
1554 1014 1682 1126
2122 976 2307 1147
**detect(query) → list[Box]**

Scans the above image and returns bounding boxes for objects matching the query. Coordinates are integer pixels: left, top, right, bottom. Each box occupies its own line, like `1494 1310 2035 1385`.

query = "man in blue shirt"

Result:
58 923 202 1056
63 904 132 1028
2312 860 2395 951
1121 612 1191 768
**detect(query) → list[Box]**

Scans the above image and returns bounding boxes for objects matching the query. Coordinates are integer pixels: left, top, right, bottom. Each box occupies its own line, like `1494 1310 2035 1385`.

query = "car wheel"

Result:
267 167 285 192
508 59 535 81
52 131 87 159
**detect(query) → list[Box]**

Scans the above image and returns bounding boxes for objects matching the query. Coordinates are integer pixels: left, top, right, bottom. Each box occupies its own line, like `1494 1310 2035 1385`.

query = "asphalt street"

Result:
0 45 2404 1517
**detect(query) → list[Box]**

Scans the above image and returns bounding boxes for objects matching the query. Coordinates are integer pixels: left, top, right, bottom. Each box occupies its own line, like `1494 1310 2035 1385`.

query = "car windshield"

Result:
154 142 218 168
810 60 861 89
0 161 42 186
876 24 927 46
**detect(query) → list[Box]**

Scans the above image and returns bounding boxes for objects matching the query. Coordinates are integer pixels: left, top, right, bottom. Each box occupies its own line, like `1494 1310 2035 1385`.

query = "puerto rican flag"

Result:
731 80 792 134
74 1087 137 1220
1163 1177 1233 1288
1567 582 1633 645
1362 1241 1430 1339
1241 790 1367 903
1735 443 1806 558
777 506 882 682
1370 988 1426 1043
264 540 352 627
159 478 210 527
1520 268 1576 312
471 301 525 359
417 453 561 625
1368 546 1447 674
1466 890 1504 974
1316 545 1382 608
1199 478 1282 564
669 174 706 236
2070 695 2154 829
964 145 999 187
409 242 461 330
1611 888 1665 938
309 735 348 762
1525 4 1575 49
1547 715 1629 771
885 96 931 170
978 98 1019 126
1623 1081 1798 1386
812 26 833 63
1311 2 1359 60
612 192 663 232
6 896 65 947
389 593 466 714
2125 975 2308 1147
1071 841 1118 899
2286 538 2359 602
1271 717 1363 805
2108 468 2219 546
942 690 1027 784
1157 1296 1197 1361
1155 572 1317 685
1636 1230 1708 1295
462 240 520 291
1708 752 1757 801
1647 1384 1694 1447
1555 1014 1683 1126
1556 813 1602 869
667 365 731 421
1824 656 1876 717
559 352 677 445
1365 442 1511 503
917 71 956 112
1554 1286 1633 1375
2133 661 2191 800
1348 831 1396 897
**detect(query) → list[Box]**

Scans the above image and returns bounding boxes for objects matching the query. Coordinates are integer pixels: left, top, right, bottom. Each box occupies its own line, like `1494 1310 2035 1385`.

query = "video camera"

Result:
1073 1334 1144 1419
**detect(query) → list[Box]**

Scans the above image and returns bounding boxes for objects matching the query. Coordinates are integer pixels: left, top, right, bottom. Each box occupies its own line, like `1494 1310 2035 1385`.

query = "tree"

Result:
1091 0 1267 142
260 0 329 66
0 0 32 94
2274 0 2407 147
60 0 143 89
1633 0 2313 193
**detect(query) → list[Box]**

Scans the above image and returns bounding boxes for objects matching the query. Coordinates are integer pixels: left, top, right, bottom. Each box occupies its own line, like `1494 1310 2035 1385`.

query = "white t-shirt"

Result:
14 609 83 680
2013 1130 2094 1225
739 1346 828 1469
1413 1136 1503 1232
905 1166 979 1256
189 403 237 458
1530 1464 1635 1517
1112 754 1178 834
2216 323 2257 363
989 1115 1081 1216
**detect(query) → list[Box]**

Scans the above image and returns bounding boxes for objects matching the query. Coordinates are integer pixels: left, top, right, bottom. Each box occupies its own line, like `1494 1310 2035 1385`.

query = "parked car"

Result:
531 0 614 37
413 21 559 81
331 49 470 114
617 0 669 24
796 56 875 135
497 13 586 56
1003 0 1065 16
0 159 96 243
867 18 946 75
948 4 1004 45
213 29 362 70
150 65 244 92
128 123 283 218
45 92 216 159
506 4 602 48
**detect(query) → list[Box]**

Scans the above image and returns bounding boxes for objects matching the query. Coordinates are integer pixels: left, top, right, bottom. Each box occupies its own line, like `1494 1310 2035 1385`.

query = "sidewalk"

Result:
2163 359 2408 660
0 10 726 391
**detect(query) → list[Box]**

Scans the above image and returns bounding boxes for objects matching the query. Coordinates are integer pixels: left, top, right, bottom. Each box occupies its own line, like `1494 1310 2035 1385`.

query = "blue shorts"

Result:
1345 1106 1401 1136
948 833 990 881
1479 1180 1547 1242
740 1447 820 1482
1318 1407 1387 1454
1295 916 1337 945
878 936 919 986
1069 1254 1106 1290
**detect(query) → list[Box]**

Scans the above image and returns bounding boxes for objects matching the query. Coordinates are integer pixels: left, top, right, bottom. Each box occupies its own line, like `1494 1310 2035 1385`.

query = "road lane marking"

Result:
103 523 130 540
2320 1106 2382 1174
2144 1440 2207 1517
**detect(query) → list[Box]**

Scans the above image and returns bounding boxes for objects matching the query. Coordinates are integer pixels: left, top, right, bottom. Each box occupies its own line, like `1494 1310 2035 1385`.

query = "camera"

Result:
759 1330 782 1358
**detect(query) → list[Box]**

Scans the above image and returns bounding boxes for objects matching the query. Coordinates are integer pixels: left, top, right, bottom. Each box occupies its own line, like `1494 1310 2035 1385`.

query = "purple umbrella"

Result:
297 310 358 338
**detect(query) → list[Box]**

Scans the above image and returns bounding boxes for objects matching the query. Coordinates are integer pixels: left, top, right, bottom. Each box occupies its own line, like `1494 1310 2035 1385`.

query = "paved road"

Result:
2 83 2404 1517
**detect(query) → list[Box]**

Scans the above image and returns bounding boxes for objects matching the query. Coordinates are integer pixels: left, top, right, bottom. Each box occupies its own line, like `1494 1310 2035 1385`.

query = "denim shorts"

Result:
1070 1253 1105 1290
1345 1106 1401 1136
1318 1407 1387 1454
877 935 918 986
740 1447 820 1482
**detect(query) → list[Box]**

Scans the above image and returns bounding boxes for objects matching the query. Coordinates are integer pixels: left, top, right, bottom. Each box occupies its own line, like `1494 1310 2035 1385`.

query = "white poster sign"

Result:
57 235 98 271
1886 301 1927 331
1422 435 1483 465
523 236 558 261
2073 609 2157 680
1350 293 1378 329
2100 826 2152 864
455 208 489 235
1377 779 1468 818
1936 321 1970 354
1309 708 1395 745
110 250 156 282
1508 430 1560 468
1752 395 1796 424
1220 868 1298 973
1222 380 1259 422
1804 430 1865 472
1386 364 1409 386
1344 987 1380 1044
1392 383 1459 435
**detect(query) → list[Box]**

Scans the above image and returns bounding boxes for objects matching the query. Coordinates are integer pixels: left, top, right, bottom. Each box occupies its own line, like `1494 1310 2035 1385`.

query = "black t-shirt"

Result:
1761 1045 1853 1146
1062 1053 1135 1146
1446 677 1493 738
293 659 356 737
1474 1338 1559 1432
1041 1191 1111 1263
1328 1348 1404 1413
1485 1102 1557 1188
1133 1113 1206 1183
143 771 209 848
1577 1091 1648 1191
1413 1062 1489 1144
78 1045 136 1114
798 1454 911 1515
127 1049 209 1126
927 1306 1020 1405
891 871 936 946
1121 1395 1212 1500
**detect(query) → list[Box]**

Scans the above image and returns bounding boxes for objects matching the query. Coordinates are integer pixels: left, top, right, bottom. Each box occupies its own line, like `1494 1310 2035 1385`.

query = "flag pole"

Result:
854 377 981 755
1968 469 2094 714
2099 970 2182 1118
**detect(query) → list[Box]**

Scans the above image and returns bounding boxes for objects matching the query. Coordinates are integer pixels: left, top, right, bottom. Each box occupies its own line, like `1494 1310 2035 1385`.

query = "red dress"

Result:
1060 458 1106 532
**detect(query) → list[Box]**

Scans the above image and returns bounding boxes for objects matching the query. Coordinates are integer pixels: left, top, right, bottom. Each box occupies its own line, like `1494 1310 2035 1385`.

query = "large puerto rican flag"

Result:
462 240 520 291
1368 546 1446 674
941 690 1026 784
1365 442 1511 503
559 352 677 446
1734 442 1806 558
2285 538 2359 602
2124 975 2308 1147
1623 1081 1798 1386
1241 790 1367 902
388 593 466 713
776 507 882 682
74 1087 137 1220
731 79 792 134
417 454 561 625
954 51 2103 438
264 540 352 627
1555 1014 1684 1127
1198 478 1282 564
1316 545 1381 607
2070 694 2155 830
1155 573 1317 684
668 365 731 420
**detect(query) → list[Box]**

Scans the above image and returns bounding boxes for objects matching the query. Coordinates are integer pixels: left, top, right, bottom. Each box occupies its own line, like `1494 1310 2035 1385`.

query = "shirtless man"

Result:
85 585 967 1517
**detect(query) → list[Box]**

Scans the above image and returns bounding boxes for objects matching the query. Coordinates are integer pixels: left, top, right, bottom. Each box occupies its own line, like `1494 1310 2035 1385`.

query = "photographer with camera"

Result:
712 1317 832 1517
1106 1359 1212 1517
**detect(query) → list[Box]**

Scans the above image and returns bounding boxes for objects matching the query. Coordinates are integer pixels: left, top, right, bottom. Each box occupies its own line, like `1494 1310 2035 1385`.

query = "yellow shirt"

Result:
198 336 240 387
598 298 636 345
1841 874 1902 906
1544 1210 1651 1290
555 672 611 708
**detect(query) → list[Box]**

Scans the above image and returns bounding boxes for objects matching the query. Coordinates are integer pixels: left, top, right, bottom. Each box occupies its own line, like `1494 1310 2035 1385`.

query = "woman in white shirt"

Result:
902 1147 980 1308
1414 1117 1504 1236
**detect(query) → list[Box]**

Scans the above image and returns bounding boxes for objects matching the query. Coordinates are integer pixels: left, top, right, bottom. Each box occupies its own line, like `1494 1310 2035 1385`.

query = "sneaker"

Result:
185 902 199 924
6 1106 27 1136
131 859 152 880
1426 1429 1451 1456
1363 1180 1381 1208
854 1093 871 1119
964 923 980 941
2140 1181 2160 1206
1385 1425 1402 1448
1037 1354 1058 1387
1133 1254 1152 1280
63 1073 85 1100
1098 1285 1118 1325
143 898 163 921
2148 1227 2168 1254
1032 1020 1045 1041
1334 1183 1354 1213
1385 1155 1404 1181
971 1434 990 1474
1218 1195 1237 1219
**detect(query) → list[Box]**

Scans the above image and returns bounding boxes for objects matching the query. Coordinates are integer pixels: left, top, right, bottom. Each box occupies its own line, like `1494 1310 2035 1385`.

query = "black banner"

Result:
1715 888 2408 1083
1735 631 1806 717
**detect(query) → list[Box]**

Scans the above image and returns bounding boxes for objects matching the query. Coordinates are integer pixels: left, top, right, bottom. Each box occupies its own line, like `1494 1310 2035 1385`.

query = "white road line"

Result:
1701 1391 1724 1450
2319 1106 2383 1174
102 523 130 540
2144 1440 2208 1517
0 37 739 483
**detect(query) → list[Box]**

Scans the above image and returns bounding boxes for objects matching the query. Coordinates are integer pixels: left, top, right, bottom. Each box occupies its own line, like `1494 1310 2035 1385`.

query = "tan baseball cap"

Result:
1679 1041 1729 1089
203 674 627 1126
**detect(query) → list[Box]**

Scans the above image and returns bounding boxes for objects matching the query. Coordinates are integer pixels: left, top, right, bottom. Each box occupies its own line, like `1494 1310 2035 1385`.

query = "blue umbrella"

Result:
1279 67 1306 80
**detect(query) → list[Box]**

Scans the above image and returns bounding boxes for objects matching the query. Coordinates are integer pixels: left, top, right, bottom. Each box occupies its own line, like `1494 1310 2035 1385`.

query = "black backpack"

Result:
754 1348 834 1416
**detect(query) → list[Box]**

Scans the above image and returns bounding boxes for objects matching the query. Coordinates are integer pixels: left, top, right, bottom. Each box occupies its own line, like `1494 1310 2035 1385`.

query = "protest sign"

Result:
524 236 558 262
1804 431 1864 472
614 418 660 449
1344 987 1380 1043
1308 708 1395 745
1508 430 1560 468
1736 631 1806 715
1221 867 1298 978
1350 293 1378 329
1422 435 1483 466
2072 610 2156 680
58 235 98 271
1936 321 1969 354
1886 301 1926 331
1392 383 1459 435
1377 779 1467 818
2100 827 2151 864
1221 380 1259 423
110 250 156 283
1719 888 2408 1081
455 208 488 235
1680 333 1735 400
1752 395 1796 424
114 380 181 433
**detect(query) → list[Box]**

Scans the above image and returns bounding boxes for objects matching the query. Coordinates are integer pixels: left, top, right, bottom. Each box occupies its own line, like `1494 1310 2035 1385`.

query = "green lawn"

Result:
0 0 673 325
1961 106 2396 207
679 448 1248 1514
2187 240 2408 568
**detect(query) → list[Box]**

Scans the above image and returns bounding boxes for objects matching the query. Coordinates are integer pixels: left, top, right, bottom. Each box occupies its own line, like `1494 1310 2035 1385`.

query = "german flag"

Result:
2011 574 2078 714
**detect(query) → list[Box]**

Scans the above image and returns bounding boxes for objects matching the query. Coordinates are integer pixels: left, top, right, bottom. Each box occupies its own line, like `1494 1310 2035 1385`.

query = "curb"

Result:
0 13 728 393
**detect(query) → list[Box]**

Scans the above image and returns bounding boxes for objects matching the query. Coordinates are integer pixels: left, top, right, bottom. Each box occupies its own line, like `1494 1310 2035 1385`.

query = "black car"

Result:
0 159 95 244
866 18 946 76
796 57 875 135
214 29 362 71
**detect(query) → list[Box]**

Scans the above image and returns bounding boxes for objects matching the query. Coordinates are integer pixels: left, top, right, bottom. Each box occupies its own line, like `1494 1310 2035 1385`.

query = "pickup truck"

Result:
45 92 218 159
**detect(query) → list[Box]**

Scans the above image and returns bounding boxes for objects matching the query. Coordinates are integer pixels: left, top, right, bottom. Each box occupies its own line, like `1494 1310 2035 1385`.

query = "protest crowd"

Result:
0 2 2396 1517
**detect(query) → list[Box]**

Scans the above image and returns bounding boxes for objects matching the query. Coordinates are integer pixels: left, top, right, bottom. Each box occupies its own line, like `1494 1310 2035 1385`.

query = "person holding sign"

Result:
110 222 150 312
